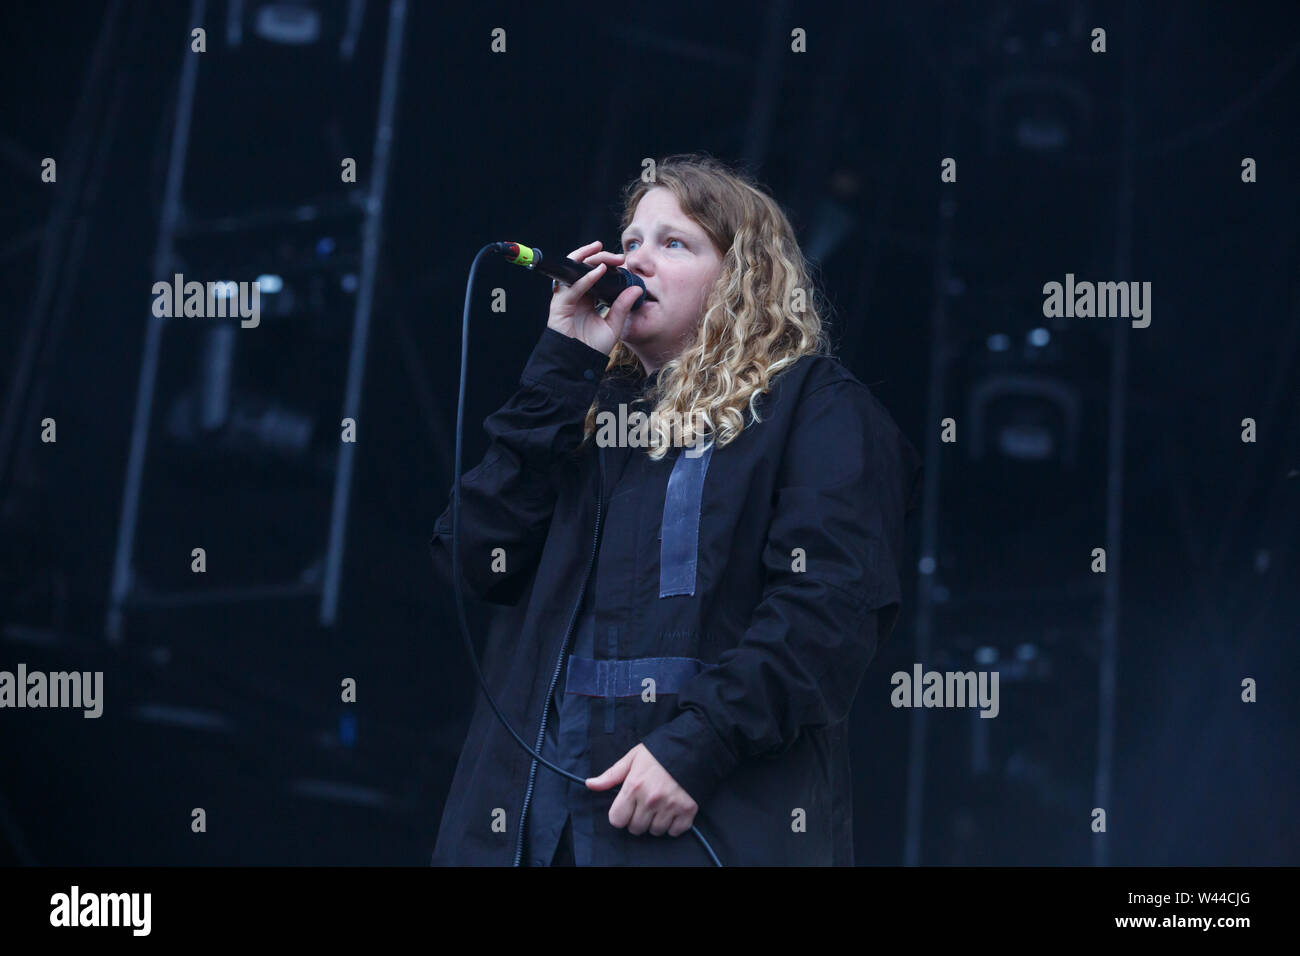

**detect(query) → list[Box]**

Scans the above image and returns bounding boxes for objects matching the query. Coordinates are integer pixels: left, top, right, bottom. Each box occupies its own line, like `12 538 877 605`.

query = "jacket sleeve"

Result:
639 378 923 807
428 327 610 605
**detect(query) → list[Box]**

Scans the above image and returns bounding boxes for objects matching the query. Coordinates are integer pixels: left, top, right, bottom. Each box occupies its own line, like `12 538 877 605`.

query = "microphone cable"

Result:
444 244 723 867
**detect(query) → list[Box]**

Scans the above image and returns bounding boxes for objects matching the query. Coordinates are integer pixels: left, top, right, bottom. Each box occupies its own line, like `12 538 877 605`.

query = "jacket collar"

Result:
601 365 659 404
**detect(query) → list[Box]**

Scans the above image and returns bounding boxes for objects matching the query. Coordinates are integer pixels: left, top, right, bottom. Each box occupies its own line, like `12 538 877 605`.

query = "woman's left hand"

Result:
586 744 698 837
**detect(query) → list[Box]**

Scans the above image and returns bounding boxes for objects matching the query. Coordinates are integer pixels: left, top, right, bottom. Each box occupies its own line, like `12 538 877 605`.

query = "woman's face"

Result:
618 187 724 374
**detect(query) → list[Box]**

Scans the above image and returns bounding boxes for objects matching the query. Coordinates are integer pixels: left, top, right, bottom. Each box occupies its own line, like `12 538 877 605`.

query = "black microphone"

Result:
490 241 647 310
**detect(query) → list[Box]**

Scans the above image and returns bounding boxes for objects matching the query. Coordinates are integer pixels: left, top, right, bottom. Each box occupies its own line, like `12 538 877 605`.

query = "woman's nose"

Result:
623 245 652 277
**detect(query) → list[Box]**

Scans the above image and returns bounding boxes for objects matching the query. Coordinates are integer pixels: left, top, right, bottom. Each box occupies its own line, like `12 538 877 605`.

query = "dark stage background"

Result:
0 0 1296 866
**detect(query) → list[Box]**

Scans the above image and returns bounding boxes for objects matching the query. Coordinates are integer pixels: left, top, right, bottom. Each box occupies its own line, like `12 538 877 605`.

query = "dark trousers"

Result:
523 814 577 866
551 816 576 866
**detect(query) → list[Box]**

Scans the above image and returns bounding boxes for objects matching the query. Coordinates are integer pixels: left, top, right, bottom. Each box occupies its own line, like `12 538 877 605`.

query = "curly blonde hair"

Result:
581 153 833 460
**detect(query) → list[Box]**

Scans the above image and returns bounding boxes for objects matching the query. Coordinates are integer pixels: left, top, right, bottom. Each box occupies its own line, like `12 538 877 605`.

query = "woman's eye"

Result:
667 238 684 248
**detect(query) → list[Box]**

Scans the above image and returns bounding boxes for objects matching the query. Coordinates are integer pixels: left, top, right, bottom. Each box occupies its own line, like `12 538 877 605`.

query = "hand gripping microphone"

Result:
487 241 648 309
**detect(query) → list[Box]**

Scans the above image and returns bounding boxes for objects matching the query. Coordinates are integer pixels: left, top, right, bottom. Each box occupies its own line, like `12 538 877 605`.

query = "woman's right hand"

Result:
546 240 645 356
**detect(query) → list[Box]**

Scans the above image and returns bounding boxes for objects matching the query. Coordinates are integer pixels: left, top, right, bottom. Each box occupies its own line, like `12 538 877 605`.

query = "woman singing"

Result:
429 153 922 866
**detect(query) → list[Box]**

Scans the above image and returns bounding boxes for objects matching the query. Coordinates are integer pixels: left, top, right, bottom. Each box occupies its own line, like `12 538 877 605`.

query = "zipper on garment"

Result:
512 446 606 866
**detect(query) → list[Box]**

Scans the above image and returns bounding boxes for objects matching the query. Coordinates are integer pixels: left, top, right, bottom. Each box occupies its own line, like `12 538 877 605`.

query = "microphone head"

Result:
618 267 648 310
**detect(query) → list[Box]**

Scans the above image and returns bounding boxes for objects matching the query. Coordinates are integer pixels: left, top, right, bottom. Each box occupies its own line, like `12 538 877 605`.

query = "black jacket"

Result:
429 327 923 865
